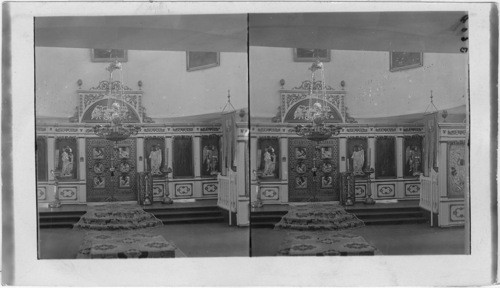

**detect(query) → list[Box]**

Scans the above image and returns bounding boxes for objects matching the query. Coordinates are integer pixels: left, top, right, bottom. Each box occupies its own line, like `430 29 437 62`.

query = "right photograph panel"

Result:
248 12 470 257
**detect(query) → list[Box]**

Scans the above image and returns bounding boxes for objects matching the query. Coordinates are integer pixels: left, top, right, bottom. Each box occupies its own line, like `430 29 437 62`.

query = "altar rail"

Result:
217 170 238 225
419 171 439 226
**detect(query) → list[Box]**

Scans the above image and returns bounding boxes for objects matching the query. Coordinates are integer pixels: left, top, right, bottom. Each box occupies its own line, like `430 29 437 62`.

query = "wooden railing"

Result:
217 170 238 225
419 170 439 226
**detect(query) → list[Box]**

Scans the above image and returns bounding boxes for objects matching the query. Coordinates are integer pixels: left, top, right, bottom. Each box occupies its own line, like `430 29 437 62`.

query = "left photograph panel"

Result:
35 15 250 259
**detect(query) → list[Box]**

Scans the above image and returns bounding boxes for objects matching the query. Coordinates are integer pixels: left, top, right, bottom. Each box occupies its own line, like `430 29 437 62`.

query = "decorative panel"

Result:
375 137 396 179
152 183 165 198
173 136 193 178
37 187 46 200
144 137 165 177
175 183 193 197
288 138 339 202
355 184 366 198
377 184 395 198
346 137 368 177
447 142 466 198
86 138 137 202
405 183 421 196
260 187 279 200
36 137 48 181
449 204 465 222
55 137 78 180
201 135 221 177
58 187 78 200
403 136 424 178
257 137 280 179
202 182 219 195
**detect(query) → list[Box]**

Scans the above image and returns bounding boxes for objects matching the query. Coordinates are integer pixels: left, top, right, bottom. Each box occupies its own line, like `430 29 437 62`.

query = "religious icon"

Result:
118 147 130 159
321 147 332 159
148 145 163 175
202 145 219 176
295 147 307 159
119 174 131 188
93 147 104 159
262 146 277 177
60 146 74 177
321 162 333 173
296 176 307 189
119 161 131 173
93 162 105 174
351 144 365 176
321 175 333 188
93 176 105 188
406 145 422 176
296 162 307 174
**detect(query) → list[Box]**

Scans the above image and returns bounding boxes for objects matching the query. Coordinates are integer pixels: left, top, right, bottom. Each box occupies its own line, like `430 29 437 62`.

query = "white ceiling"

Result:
35 12 467 53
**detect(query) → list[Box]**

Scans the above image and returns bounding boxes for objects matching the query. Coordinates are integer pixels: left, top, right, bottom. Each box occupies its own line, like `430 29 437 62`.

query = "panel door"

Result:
86 138 137 202
288 138 339 202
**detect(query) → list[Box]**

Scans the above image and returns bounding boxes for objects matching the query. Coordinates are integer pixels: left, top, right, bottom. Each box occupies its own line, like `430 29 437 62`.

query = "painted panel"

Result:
152 183 165 198
347 137 368 177
37 187 46 200
375 137 396 178
175 183 193 197
355 184 366 198
260 187 279 200
403 136 424 177
377 184 395 198
173 136 193 177
202 182 218 195
201 135 221 177
405 183 421 197
447 142 466 198
257 137 280 179
36 137 48 181
55 137 78 180
449 204 465 222
144 137 166 177
58 187 78 200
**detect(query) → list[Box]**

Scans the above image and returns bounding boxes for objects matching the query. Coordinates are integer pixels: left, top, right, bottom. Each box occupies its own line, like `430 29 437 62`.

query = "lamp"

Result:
295 58 341 143
93 60 141 143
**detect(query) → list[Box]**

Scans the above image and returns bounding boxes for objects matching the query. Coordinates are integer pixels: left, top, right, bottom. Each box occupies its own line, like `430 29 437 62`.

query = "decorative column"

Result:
136 137 144 172
236 133 250 226
77 137 86 180
250 137 258 180
279 137 288 181
193 136 201 178
165 136 173 180
367 136 375 179
396 136 404 179
47 137 56 181
438 142 448 198
339 137 347 173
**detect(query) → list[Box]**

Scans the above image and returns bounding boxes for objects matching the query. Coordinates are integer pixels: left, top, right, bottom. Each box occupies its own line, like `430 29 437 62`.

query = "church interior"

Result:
34 12 469 259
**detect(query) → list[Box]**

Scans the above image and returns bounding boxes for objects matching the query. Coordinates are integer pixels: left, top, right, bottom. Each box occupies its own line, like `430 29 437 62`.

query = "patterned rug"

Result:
76 230 186 259
276 231 378 256
74 203 163 230
274 203 364 231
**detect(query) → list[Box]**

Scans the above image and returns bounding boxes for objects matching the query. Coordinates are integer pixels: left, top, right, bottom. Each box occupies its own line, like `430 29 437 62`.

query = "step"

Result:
150 210 223 217
161 216 225 224
363 217 429 225
353 211 425 218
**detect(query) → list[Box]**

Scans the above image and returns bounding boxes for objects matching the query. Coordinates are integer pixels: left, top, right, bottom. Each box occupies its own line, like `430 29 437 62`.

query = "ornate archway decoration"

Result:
74 80 153 123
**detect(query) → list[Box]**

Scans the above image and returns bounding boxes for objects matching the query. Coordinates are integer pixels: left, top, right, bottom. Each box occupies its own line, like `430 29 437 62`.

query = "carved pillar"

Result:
367 137 375 179
47 137 55 181
250 137 258 181
339 137 347 173
193 136 201 178
396 136 404 178
438 141 448 198
77 137 86 180
279 137 288 181
136 137 144 172
236 139 247 197
165 136 173 180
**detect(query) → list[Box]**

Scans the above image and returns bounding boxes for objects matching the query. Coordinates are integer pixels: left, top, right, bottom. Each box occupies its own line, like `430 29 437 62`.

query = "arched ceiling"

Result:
35 12 467 53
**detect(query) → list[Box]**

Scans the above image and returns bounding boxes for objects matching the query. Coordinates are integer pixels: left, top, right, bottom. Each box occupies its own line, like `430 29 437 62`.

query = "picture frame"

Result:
118 147 130 159
92 147 104 159
119 174 131 188
293 48 331 62
93 176 105 189
321 175 333 188
90 49 128 62
295 147 307 159
186 51 220 71
295 176 307 189
321 147 332 159
389 52 423 72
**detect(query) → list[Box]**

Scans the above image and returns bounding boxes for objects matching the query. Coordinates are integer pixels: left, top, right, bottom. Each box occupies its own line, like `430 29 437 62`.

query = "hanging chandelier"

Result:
93 60 141 142
295 58 341 142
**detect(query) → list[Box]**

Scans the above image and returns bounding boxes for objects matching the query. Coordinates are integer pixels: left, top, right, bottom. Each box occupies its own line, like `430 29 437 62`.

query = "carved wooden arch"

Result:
73 80 153 123
279 80 352 123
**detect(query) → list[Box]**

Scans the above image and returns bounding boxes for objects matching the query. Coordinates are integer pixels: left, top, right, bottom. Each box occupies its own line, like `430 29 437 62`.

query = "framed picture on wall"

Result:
201 136 221 177
295 176 307 189
93 176 105 188
90 49 128 62
293 48 331 62
389 52 423 72
321 175 333 188
186 51 220 71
